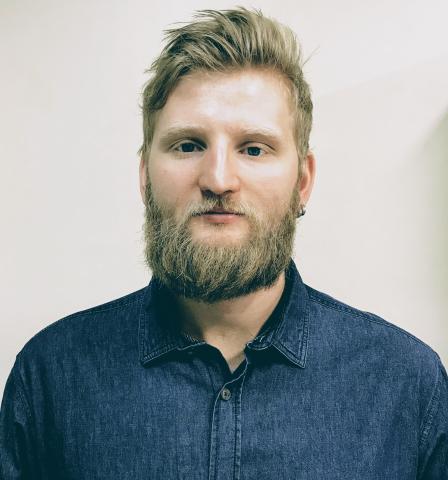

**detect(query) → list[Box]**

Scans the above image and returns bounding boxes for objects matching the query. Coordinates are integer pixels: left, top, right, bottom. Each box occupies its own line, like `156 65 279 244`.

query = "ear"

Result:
298 150 316 206
139 155 147 205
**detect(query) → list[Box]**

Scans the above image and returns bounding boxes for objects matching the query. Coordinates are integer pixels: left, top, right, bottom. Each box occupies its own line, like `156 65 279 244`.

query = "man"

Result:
1 7 447 479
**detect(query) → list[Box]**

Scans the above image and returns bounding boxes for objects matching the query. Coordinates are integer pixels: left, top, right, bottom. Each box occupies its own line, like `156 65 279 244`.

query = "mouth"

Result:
201 208 242 215
203 212 240 215
196 209 243 224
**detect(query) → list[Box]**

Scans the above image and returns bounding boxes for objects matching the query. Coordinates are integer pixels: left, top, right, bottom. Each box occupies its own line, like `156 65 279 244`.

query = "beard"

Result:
143 179 300 304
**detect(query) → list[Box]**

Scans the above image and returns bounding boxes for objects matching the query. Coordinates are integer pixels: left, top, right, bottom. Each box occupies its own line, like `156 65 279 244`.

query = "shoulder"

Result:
304 284 444 402
305 284 441 362
304 284 448 466
16 286 147 364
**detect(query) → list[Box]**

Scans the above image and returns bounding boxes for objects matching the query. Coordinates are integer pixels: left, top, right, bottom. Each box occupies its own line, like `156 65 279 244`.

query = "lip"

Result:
199 212 242 224
205 208 240 214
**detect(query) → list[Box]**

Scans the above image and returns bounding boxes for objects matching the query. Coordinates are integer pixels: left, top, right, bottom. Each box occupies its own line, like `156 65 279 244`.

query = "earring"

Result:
297 204 306 218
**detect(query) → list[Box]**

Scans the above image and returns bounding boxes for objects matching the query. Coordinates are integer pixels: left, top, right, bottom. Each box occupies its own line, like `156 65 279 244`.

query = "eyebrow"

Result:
157 125 283 149
157 126 208 148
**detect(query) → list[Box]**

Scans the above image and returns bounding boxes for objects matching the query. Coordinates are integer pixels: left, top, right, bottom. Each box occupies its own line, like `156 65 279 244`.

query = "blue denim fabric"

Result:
1 259 447 479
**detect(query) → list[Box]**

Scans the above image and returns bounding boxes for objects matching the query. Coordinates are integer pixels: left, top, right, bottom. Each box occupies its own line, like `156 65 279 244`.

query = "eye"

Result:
241 145 266 157
174 142 203 154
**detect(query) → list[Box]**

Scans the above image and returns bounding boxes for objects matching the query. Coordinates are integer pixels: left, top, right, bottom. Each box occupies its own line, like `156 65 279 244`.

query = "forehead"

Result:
153 68 296 142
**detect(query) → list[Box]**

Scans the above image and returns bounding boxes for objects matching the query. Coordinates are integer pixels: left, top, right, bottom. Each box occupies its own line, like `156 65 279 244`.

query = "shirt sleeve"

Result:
417 356 448 479
0 361 38 480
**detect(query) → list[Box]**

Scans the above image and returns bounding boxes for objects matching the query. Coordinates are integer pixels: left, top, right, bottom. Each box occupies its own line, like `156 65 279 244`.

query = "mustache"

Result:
144 182 286 226
184 200 253 219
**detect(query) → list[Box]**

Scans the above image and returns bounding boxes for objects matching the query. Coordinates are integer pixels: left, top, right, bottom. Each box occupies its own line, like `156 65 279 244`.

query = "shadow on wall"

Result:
419 109 448 306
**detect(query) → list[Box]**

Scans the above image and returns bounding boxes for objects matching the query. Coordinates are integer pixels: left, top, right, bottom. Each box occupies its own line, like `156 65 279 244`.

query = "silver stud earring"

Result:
297 204 306 218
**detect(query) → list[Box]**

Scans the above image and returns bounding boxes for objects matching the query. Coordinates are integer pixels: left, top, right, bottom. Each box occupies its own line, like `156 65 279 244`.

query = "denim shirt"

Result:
1 259 447 479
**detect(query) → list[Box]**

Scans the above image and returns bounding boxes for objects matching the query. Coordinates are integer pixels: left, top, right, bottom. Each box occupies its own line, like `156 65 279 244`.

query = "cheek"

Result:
245 162 298 208
148 162 195 211
247 153 297 181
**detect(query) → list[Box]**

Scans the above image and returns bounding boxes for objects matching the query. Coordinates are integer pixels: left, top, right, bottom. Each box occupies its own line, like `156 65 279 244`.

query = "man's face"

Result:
140 68 314 303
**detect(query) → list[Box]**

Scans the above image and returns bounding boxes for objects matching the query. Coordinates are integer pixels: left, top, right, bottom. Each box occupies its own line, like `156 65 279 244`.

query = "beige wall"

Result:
1 0 447 395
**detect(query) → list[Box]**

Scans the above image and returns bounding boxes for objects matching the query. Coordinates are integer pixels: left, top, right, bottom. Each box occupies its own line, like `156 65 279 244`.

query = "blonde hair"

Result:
139 7 313 169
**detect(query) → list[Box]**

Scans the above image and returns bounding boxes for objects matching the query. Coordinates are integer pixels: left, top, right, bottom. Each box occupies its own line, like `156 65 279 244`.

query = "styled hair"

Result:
139 7 313 171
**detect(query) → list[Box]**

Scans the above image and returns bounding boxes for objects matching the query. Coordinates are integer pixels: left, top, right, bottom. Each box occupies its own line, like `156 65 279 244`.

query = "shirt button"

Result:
221 388 232 401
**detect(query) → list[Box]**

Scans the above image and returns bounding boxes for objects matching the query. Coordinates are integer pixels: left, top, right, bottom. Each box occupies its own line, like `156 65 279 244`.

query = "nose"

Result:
197 143 240 196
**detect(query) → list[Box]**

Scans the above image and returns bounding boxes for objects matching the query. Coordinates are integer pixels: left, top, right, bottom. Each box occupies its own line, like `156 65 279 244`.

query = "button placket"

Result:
208 361 249 480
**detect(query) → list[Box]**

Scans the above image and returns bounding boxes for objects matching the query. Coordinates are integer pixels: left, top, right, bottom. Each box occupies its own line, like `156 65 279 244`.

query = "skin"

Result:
139 67 315 372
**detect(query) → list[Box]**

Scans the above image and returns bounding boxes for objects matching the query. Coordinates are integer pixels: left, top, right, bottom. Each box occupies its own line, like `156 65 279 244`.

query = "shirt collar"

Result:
138 258 310 368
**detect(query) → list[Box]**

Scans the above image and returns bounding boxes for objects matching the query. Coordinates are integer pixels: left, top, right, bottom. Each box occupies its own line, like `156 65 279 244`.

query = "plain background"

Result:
1 0 447 396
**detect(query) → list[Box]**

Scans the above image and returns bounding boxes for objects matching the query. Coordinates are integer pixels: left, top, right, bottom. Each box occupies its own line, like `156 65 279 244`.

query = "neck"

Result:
174 272 286 370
